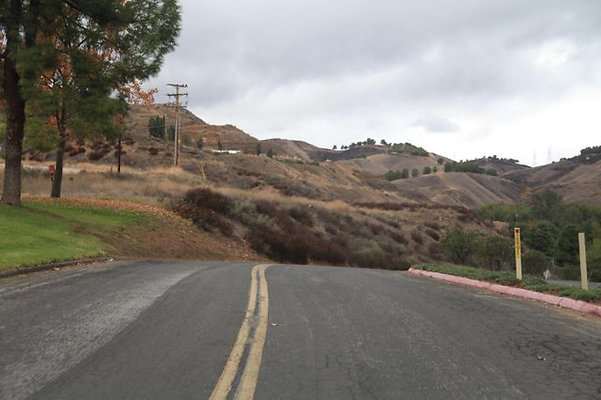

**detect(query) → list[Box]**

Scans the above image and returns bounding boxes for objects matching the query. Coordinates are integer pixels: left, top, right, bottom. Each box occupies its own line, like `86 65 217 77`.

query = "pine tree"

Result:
1 0 181 205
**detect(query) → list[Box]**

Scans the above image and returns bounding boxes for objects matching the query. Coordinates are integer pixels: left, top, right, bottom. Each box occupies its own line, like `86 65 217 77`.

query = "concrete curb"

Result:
408 268 601 319
0 257 113 279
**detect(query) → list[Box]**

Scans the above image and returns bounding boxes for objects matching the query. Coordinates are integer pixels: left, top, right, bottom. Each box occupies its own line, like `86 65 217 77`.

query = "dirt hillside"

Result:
17 104 601 209
391 173 523 208
341 152 443 176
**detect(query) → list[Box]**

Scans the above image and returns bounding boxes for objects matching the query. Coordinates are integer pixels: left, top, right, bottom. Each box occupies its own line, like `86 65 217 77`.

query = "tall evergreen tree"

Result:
1 0 181 205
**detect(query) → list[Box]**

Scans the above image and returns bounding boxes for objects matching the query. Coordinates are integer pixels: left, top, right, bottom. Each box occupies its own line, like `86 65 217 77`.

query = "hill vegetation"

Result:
172 187 497 269
0 197 261 272
478 190 601 281
3 103 601 276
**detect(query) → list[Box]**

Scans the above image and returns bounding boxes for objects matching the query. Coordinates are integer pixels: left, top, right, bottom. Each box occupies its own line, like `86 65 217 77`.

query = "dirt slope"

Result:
341 152 443 176
126 104 258 151
18 103 601 209
258 139 323 161
190 153 413 204
505 153 601 205
392 173 523 208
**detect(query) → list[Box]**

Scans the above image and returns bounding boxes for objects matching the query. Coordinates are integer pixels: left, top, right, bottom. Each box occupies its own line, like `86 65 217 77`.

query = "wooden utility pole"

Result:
167 83 188 166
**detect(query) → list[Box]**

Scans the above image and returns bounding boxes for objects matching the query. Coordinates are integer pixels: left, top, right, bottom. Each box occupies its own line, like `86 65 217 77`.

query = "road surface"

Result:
1 260 600 399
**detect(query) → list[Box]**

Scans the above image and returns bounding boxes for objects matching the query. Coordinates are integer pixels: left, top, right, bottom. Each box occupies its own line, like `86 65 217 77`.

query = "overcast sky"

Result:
147 0 601 166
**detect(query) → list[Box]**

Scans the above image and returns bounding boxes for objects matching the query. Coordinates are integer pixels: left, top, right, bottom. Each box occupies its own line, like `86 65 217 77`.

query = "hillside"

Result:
505 154 601 205
340 152 445 177
472 156 530 175
7 104 601 271
258 139 323 161
391 173 522 209
15 104 601 210
126 104 258 152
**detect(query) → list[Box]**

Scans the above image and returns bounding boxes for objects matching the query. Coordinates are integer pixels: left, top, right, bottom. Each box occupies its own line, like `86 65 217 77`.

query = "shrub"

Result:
287 206 314 227
174 188 234 235
523 220 558 257
440 229 480 265
410 230 424 245
384 169 403 181
148 115 166 139
475 235 513 270
88 149 107 161
183 188 232 215
425 228 440 241
444 160 497 175
555 224 581 266
390 231 409 245
349 241 388 268
523 250 550 276
424 221 441 230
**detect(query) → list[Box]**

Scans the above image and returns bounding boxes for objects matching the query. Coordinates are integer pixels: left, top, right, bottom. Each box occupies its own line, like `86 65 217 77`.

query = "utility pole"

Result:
167 83 188 166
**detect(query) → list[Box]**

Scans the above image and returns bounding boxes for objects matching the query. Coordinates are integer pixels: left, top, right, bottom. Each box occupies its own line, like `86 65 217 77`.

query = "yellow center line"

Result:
209 264 272 400
236 265 270 400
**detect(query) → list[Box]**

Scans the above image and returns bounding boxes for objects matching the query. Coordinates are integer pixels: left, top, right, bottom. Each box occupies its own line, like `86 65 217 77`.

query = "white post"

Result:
578 232 589 291
514 227 522 281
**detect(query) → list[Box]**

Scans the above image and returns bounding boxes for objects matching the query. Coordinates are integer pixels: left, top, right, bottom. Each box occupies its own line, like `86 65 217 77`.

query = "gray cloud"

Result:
147 0 601 164
412 116 460 133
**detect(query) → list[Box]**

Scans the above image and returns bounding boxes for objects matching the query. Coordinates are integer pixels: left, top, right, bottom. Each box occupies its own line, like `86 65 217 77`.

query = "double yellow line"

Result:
210 264 272 400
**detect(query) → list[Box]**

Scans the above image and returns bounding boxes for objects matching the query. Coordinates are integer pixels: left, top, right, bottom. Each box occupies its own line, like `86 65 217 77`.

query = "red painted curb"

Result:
407 268 601 319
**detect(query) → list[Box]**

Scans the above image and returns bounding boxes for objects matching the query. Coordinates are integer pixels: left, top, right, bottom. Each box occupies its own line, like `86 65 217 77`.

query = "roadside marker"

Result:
578 233 589 291
514 228 522 281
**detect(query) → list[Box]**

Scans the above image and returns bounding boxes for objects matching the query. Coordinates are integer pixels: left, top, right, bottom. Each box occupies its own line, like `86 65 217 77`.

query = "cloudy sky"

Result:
147 0 601 166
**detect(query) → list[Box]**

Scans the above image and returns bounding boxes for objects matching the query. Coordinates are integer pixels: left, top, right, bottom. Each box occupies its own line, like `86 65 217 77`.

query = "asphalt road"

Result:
1 261 601 399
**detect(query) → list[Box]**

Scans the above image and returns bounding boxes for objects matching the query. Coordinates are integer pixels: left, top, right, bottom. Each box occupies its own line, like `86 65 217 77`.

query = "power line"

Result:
167 83 188 166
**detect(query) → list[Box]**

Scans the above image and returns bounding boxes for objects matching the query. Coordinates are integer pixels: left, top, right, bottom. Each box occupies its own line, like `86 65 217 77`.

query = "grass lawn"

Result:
0 200 144 271
415 263 601 303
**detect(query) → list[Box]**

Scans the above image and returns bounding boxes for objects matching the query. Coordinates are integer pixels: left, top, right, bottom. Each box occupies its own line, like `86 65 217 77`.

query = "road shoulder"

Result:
408 267 601 319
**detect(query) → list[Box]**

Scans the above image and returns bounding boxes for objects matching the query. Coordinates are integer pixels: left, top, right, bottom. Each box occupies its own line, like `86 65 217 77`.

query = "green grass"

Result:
0 201 144 271
415 263 601 303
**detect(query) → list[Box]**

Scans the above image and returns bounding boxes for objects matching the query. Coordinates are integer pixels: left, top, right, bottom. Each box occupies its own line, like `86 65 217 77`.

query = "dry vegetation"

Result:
4 103 600 268
172 186 500 268
2 162 502 266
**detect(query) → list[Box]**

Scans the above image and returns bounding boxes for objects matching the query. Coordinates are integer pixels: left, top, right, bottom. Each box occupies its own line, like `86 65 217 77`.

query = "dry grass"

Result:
9 162 206 204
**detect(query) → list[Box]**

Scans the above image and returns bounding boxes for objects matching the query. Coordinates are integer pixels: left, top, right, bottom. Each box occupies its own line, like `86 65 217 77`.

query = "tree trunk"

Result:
51 107 68 198
117 135 122 173
51 130 66 198
1 0 25 206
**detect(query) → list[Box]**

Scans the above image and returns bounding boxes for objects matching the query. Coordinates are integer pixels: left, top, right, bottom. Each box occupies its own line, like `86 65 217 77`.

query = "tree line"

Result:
334 138 429 157
477 190 601 280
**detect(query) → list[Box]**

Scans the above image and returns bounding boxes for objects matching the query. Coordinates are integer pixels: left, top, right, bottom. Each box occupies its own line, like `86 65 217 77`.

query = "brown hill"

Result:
473 157 530 175
126 104 258 151
258 139 323 161
340 152 444 177
190 153 413 204
20 103 601 209
391 173 523 208
505 153 601 205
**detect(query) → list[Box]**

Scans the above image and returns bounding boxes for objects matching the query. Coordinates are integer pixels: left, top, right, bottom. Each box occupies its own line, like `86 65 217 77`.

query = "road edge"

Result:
0 257 113 279
407 268 601 319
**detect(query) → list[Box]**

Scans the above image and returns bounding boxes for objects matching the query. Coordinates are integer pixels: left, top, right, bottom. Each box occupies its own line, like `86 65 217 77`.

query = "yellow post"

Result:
578 232 589 291
514 227 522 281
